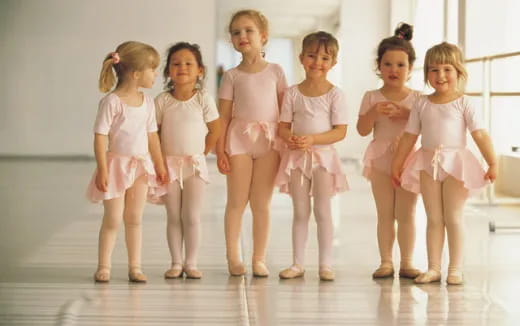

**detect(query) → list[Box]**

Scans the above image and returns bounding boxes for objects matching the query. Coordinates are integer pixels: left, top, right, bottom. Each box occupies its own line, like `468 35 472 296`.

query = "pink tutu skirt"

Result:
148 154 209 204
226 119 282 157
275 146 349 196
400 146 488 196
86 152 165 203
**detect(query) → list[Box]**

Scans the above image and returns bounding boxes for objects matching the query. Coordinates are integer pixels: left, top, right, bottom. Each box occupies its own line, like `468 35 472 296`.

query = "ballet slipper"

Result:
94 265 111 283
128 267 147 283
372 265 394 279
184 266 203 279
228 261 246 276
446 271 464 285
252 261 269 277
279 264 305 279
164 264 183 279
414 270 441 284
319 266 335 281
399 267 422 279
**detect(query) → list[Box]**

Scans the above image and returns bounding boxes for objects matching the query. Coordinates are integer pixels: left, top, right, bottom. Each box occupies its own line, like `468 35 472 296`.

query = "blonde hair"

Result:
301 31 339 60
423 42 468 91
98 41 160 93
228 9 269 45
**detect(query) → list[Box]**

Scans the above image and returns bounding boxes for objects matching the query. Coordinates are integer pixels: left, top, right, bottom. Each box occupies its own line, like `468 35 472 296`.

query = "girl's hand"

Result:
484 164 497 183
387 104 411 120
217 152 231 175
286 135 300 150
294 135 314 150
156 165 169 185
373 101 395 116
391 165 402 188
95 169 108 192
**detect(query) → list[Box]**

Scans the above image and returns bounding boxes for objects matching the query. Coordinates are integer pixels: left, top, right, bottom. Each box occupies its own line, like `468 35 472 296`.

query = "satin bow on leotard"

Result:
243 121 274 144
172 154 204 189
431 144 444 180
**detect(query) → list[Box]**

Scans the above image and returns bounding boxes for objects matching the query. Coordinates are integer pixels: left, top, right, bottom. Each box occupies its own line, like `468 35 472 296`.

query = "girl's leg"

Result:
181 175 206 278
415 171 443 283
442 176 468 285
123 174 149 282
290 169 312 266
369 169 396 277
163 181 183 278
95 196 125 281
225 154 253 275
394 185 420 277
312 168 335 281
249 149 280 276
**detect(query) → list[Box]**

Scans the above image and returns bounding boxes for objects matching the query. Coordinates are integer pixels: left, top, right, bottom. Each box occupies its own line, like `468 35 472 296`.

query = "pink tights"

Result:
164 175 205 269
420 171 468 275
370 169 418 268
97 175 148 271
288 168 334 268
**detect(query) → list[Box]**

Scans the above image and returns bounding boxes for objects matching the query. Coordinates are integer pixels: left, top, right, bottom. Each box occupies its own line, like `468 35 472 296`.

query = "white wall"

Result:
338 0 390 159
0 0 216 156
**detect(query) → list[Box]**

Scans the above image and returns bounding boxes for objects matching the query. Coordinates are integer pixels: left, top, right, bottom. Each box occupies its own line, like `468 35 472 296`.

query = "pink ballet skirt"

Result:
226 119 282 157
400 146 488 196
148 154 209 204
362 138 415 179
86 152 166 203
275 146 349 195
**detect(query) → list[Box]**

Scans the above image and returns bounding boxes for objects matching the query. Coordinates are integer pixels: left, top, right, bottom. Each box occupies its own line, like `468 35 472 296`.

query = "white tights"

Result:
164 175 205 269
420 171 468 274
97 175 148 271
288 168 334 268
370 169 418 268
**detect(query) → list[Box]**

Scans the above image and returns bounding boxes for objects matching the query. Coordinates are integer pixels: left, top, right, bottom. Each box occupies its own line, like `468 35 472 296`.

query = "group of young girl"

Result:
86 9 496 285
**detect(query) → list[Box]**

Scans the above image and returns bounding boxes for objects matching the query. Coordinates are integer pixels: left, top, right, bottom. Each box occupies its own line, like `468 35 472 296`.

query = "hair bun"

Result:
394 22 413 41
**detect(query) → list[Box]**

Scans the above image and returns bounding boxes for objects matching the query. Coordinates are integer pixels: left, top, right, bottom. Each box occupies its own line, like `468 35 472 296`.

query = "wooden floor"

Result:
1 158 520 325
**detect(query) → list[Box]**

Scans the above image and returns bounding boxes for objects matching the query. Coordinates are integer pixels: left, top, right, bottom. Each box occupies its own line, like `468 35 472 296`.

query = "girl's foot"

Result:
446 271 464 285
372 265 394 279
228 261 246 276
279 264 305 279
399 267 422 279
252 261 269 277
164 264 183 279
414 270 441 284
128 266 147 283
319 266 335 281
184 266 203 279
94 265 111 283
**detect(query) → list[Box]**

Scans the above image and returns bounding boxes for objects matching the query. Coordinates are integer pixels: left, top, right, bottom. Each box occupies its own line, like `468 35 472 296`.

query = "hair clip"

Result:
111 52 120 64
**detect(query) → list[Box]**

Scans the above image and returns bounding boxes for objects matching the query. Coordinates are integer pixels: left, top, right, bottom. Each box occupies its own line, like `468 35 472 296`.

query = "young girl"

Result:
86 41 168 283
217 10 287 277
152 42 220 279
392 42 497 285
277 31 348 281
357 23 421 280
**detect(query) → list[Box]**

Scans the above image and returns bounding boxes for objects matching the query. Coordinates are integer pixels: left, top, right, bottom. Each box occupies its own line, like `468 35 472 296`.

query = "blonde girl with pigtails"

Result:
86 41 168 283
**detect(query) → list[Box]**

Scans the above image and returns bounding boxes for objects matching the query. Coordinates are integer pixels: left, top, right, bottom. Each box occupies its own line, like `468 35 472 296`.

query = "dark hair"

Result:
301 31 339 60
163 42 206 91
376 23 416 69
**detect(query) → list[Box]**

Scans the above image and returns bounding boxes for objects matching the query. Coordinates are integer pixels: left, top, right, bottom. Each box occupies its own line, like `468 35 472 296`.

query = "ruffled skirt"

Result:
148 154 209 204
400 147 488 196
86 152 165 203
275 146 348 196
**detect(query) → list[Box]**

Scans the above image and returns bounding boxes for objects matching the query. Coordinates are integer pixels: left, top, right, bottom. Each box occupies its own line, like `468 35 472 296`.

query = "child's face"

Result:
230 15 266 54
427 63 459 94
138 67 158 89
379 50 411 88
168 49 202 87
299 44 336 79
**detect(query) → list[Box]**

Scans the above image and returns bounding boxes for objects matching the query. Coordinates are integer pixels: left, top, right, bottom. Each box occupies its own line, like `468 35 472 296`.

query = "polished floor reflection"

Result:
1 158 519 325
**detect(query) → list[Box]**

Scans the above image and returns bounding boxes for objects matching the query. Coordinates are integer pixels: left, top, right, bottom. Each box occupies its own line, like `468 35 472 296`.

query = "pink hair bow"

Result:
111 52 120 64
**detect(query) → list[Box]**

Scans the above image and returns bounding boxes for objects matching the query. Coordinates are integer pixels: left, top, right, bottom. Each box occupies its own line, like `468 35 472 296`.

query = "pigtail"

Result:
98 54 117 93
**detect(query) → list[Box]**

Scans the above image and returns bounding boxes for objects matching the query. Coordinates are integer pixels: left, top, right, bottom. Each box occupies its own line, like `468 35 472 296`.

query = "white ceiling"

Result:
216 0 341 39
